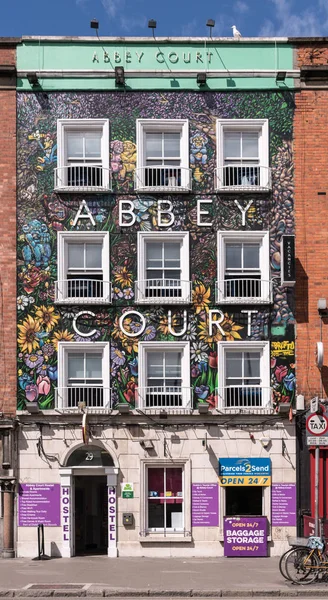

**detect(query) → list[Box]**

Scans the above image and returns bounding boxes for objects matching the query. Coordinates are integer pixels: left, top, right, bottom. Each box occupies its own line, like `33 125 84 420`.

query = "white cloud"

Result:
101 0 123 18
259 0 328 36
120 15 147 32
181 19 198 36
234 1 249 14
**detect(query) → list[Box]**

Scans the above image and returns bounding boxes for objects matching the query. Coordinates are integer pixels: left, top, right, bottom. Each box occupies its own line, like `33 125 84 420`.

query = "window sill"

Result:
140 534 192 543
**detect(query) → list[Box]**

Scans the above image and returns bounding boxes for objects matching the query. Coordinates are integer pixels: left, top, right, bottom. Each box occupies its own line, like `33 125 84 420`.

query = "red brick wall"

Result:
0 45 16 416
295 45 328 400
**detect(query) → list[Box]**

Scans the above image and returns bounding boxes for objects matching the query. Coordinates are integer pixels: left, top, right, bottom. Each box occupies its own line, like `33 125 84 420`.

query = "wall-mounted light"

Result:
148 19 157 37
206 19 215 37
260 437 271 449
278 402 291 416
276 71 286 82
197 73 207 86
27 72 39 87
318 298 327 312
117 403 130 414
90 19 99 30
25 401 40 414
115 66 125 86
140 439 154 450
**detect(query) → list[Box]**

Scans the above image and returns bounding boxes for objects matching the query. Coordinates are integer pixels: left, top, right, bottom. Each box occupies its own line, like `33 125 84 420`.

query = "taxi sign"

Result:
306 413 328 436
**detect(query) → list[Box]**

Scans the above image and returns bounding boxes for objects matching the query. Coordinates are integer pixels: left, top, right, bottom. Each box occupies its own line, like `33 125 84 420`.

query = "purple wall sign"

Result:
224 517 267 557
191 483 219 526
18 483 60 527
271 483 297 526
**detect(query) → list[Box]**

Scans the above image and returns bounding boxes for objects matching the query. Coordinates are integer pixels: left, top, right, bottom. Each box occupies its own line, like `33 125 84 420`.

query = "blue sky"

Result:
1 0 328 38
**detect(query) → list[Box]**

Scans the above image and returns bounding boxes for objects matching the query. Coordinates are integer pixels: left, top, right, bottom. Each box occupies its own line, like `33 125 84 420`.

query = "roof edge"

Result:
20 35 289 43
0 37 21 45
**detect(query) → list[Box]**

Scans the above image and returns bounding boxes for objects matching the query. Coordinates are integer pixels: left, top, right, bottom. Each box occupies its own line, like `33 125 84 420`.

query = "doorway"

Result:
74 475 108 555
225 486 263 516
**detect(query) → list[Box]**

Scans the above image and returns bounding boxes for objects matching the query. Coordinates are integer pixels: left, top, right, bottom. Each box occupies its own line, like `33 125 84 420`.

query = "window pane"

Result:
146 243 162 269
242 133 258 158
148 353 164 377
68 244 84 269
146 133 162 157
165 352 181 378
164 243 180 268
86 244 102 269
148 468 164 495
243 244 260 269
224 132 241 158
86 353 102 378
244 352 260 378
85 132 102 158
67 133 83 158
166 468 182 496
226 352 242 378
226 244 242 269
164 133 180 158
68 354 84 379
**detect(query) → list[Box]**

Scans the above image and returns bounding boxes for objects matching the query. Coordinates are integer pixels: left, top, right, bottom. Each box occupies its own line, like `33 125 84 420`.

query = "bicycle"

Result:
285 536 328 584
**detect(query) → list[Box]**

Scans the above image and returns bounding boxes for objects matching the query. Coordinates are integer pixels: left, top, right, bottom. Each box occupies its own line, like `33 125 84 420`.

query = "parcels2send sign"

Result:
218 458 271 487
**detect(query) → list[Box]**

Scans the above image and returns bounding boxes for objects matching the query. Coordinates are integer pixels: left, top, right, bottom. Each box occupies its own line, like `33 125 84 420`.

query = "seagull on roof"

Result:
232 25 242 39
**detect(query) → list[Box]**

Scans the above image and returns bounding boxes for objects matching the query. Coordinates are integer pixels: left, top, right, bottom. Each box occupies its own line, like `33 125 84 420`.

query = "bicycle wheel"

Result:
279 548 299 580
285 547 319 584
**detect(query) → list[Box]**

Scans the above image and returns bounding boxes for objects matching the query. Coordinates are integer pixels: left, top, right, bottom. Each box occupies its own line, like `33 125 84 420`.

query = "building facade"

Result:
0 37 19 558
15 37 297 558
293 37 328 532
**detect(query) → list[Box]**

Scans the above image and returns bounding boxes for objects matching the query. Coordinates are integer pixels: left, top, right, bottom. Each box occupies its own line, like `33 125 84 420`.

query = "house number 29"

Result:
85 452 94 461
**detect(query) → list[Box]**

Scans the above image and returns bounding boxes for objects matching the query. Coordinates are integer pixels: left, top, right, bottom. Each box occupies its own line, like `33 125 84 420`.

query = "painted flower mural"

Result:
17 89 295 412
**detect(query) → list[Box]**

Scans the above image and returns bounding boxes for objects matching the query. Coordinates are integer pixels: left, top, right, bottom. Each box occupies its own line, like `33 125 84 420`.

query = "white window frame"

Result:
217 230 271 304
56 119 110 191
138 341 191 410
57 341 110 410
140 458 191 541
136 231 190 304
216 119 270 191
56 231 110 304
217 341 271 411
136 119 190 192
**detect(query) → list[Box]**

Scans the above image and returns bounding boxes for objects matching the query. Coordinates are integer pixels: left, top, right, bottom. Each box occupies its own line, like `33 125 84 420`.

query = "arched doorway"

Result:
60 444 118 557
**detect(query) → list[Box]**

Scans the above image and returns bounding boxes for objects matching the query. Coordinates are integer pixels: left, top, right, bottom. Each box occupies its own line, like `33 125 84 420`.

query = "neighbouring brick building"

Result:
0 37 19 558
13 35 298 559
293 37 328 534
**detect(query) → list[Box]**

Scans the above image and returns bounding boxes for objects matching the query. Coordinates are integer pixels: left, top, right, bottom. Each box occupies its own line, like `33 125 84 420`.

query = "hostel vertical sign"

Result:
61 486 70 556
108 486 116 555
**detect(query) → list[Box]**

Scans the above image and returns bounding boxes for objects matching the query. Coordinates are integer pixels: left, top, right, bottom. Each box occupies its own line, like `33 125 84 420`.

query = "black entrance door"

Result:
74 475 108 555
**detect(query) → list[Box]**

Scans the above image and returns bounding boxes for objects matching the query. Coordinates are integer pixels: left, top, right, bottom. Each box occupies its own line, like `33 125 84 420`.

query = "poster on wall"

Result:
18 483 61 527
271 483 296 526
224 516 268 557
191 483 219 526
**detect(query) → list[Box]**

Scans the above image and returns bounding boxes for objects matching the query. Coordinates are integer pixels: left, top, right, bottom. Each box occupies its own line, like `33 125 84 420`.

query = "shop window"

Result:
138 341 191 410
135 119 191 192
56 119 111 191
136 232 190 304
57 342 110 410
215 119 270 191
56 231 111 304
217 341 270 410
217 231 272 304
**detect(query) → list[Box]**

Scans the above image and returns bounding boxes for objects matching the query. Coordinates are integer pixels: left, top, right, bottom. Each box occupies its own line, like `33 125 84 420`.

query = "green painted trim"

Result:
17 78 295 92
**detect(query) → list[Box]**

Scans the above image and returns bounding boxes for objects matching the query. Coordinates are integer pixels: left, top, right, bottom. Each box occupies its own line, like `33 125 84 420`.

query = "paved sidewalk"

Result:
0 556 327 597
